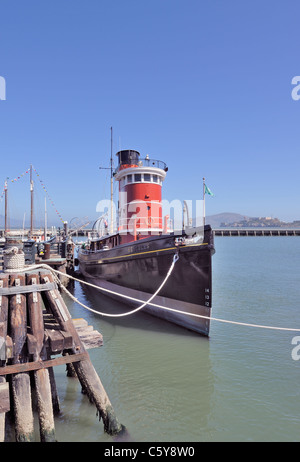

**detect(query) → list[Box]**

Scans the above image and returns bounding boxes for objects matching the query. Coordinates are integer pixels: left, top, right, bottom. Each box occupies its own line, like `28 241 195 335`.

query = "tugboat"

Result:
78 149 215 335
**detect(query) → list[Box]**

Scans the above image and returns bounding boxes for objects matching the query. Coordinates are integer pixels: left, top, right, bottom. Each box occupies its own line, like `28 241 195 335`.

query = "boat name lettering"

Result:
136 244 150 252
126 244 150 255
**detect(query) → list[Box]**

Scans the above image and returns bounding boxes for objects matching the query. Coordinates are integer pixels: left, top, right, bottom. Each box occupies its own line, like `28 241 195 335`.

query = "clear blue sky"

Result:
1 0 300 227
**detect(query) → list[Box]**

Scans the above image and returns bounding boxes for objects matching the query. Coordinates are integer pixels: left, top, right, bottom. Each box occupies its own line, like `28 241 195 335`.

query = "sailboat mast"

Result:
44 196 47 241
4 179 8 235
203 177 206 226
30 165 34 235
110 127 114 234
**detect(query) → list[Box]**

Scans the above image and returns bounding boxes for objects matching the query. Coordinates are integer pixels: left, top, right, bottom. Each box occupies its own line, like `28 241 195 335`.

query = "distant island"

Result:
207 213 300 228
2 212 300 230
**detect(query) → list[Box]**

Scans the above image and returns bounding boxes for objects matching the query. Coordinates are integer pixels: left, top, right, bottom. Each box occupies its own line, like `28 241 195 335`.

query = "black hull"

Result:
78 226 215 335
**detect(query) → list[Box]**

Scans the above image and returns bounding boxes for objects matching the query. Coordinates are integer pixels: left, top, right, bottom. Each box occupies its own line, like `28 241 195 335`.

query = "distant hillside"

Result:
206 213 249 228
0 215 62 229
0 214 23 228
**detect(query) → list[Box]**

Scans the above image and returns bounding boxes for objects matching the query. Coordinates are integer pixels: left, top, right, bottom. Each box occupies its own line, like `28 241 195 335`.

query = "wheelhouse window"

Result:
144 173 151 182
152 175 158 183
127 174 132 183
134 174 141 182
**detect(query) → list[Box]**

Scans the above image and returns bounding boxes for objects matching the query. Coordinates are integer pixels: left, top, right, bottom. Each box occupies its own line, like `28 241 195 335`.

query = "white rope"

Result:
3 247 25 270
7 254 179 318
60 253 179 318
5 257 300 332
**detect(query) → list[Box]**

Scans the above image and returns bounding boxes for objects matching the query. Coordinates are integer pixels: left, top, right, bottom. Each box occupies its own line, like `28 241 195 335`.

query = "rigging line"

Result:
32 166 64 223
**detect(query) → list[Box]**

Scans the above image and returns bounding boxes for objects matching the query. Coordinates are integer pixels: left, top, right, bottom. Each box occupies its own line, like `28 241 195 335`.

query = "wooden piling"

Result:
40 271 124 436
0 274 9 340
46 354 61 415
9 273 34 442
27 272 56 442
0 268 124 441
0 274 9 442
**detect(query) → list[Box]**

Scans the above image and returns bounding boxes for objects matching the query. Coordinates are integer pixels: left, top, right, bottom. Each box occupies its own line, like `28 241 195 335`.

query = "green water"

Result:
52 237 300 442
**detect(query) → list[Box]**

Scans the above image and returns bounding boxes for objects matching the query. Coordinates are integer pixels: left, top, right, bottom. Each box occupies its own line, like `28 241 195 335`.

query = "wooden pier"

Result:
0 266 124 442
213 228 300 236
2 226 300 239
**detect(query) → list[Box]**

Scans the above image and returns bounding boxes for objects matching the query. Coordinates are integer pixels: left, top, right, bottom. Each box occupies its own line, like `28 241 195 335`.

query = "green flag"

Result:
204 184 214 196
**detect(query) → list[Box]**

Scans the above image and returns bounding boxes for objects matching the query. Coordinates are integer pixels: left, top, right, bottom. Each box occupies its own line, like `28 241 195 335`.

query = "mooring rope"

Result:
5 256 300 332
6 254 179 318
60 253 179 318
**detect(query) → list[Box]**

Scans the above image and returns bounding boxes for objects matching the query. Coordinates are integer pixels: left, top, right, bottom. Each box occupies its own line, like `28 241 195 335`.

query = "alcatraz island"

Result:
220 216 300 228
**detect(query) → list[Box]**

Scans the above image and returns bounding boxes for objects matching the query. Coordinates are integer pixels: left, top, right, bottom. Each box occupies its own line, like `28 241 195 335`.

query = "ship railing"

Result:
114 157 167 175
139 158 167 170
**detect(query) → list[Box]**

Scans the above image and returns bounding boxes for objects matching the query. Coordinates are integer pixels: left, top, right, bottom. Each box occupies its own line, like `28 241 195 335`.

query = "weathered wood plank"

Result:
45 328 65 353
0 352 89 375
0 282 56 296
72 318 89 329
79 330 103 350
60 330 73 349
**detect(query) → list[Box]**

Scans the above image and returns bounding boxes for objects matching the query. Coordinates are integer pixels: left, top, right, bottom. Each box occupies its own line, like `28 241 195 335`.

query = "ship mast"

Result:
99 127 114 235
4 179 8 235
44 196 47 241
30 165 34 235
110 127 114 234
203 177 205 226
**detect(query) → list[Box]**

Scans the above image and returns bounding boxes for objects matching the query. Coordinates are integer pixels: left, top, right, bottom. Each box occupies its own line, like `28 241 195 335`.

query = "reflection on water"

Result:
54 279 214 442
